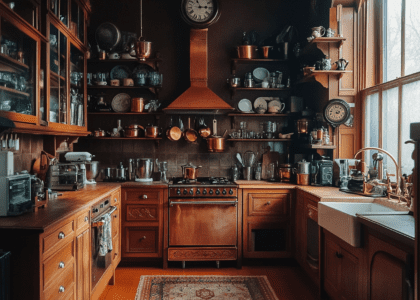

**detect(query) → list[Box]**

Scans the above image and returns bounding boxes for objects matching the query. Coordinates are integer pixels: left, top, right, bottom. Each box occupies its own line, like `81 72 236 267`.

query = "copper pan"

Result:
184 117 198 143
166 116 182 141
206 119 226 152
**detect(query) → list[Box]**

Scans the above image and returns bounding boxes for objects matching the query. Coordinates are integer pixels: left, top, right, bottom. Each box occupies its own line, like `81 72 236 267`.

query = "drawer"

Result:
125 227 158 253
125 204 160 222
111 206 119 238
125 189 161 202
248 193 290 217
43 241 74 289
43 261 74 300
43 221 74 257
76 210 90 233
111 190 121 205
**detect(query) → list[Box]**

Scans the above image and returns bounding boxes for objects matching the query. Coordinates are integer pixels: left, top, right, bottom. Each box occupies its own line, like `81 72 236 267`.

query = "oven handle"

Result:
91 206 117 227
169 200 237 207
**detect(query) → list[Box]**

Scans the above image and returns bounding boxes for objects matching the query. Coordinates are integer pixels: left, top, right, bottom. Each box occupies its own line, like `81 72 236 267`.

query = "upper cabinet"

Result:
0 0 90 135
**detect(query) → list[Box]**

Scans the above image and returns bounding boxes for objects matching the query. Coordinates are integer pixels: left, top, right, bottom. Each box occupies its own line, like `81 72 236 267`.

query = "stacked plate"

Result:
237 99 254 113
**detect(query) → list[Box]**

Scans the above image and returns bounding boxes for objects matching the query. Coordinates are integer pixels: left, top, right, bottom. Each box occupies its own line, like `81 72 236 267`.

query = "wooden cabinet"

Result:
121 186 167 259
294 190 320 285
76 228 90 300
323 230 364 300
242 188 294 258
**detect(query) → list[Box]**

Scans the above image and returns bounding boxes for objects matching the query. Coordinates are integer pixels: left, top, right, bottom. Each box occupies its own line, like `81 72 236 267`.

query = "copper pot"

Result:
278 163 292 182
181 162 201 180
135 40 152 61
183 117 198 143
124 125 144 137
206 137 225 152
296 173 310 186
237 45 258 59
131 97 144 112
93 129 107 137
145 125 160 138
166 116 182 141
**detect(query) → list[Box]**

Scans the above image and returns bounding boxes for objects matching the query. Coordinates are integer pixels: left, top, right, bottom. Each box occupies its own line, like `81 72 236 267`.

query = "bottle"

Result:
231 164 239 181
323 127 330 145
117 119 123 135
255 163 262 180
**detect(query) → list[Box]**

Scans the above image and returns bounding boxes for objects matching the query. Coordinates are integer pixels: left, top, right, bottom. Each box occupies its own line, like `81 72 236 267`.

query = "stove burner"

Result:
171 177 234 185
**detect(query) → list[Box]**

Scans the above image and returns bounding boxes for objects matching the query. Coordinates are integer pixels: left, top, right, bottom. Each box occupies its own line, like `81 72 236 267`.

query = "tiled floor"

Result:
98 261 318 300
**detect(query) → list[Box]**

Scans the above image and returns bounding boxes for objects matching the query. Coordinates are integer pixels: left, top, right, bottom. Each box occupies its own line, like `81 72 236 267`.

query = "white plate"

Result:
252 67 270 83
254 97 268 110
267 98 281 108
238 99 253 112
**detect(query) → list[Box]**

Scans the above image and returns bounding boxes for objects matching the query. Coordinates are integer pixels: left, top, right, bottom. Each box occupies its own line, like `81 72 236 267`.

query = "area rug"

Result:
135 275 279 300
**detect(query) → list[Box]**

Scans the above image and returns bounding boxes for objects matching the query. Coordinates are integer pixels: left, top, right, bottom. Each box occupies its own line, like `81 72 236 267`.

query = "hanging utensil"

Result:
134 0 152 61
206 119 226 152
236 153 245 167
166 116 182 141
184 117 198 143
14 133 19 151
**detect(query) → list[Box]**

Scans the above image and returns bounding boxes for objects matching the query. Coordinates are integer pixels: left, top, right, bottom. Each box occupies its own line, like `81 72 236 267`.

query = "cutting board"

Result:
262 146 280 180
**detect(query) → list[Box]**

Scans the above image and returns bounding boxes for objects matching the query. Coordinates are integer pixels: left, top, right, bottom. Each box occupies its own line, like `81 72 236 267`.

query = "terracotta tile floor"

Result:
98 261 318 300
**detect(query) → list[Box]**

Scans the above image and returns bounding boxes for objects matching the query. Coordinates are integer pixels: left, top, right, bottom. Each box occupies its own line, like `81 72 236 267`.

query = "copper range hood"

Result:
163 29 234 114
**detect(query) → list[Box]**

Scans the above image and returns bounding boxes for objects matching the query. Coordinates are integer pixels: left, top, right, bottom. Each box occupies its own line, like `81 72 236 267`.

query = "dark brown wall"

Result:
10 134 44 173
75 0 331 179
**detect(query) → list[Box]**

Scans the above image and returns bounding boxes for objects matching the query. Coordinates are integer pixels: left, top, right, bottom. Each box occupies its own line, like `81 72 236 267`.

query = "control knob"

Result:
216 189 220 195
209 189 214 195
189 189 194 195
183 189 188 195
196 189 201 195
229 189 234 195
176 189 181 195
222 189 227 195
202 189 207 195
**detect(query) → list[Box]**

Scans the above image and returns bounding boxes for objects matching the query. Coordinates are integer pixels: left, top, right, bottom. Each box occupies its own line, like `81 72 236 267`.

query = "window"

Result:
363 0 420 182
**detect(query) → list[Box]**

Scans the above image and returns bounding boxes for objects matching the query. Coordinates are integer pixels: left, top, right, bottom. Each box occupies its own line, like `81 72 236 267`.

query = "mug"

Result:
110 79 120 86
326 28 335 37
311 26 326 38
227 77 240 87
262 81 269 88
123 78 134 86
108 52 120 59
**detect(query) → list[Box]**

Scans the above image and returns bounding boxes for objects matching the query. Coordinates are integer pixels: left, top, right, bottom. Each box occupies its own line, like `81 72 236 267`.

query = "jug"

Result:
335 58 349 70
321 57 332 70
311 26 326 38
135 158 154 181
156 159 168 183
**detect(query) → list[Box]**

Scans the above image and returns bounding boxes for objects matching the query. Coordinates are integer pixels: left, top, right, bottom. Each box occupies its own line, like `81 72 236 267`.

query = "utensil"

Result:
181 162 201 180
134 0 152 61
311 26 326 38
206 119 225 152
124 125 144 137
111 93 131 113
131 97 144 112
254 97 268 110
110 65 131 80
166 116 182 141
243 167 253 180
93 129 107 137
261 46 272 59
243 151 256 167
135 158 154 181
335 58 349 70
95 22 121 52
227 77 241 87
198 117 211 138
236 153 245 167
145 125 160 138
184 117 198 143
85 161 100 183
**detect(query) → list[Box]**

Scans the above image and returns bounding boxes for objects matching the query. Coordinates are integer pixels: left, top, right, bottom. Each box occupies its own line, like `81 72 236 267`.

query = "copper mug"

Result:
131 97 144 112
145 125 161 138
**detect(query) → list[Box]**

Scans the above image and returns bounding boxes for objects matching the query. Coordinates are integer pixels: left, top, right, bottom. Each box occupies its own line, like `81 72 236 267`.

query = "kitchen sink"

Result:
318 202 397 247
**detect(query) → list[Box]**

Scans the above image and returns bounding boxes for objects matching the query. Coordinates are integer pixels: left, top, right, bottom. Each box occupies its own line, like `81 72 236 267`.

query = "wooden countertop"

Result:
0 183 121 231
121 181 168 188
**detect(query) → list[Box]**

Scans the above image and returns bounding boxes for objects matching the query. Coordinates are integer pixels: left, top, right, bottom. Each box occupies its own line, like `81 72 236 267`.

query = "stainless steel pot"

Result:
295 159 311 174
135 158 154 179
181 162 202 180
85 161 100 181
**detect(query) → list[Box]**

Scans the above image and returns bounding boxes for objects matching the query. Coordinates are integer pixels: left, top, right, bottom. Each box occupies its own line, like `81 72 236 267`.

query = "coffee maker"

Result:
311 157 333 186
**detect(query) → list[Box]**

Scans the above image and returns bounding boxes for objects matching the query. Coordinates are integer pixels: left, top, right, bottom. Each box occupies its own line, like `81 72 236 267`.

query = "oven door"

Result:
169 198 238 246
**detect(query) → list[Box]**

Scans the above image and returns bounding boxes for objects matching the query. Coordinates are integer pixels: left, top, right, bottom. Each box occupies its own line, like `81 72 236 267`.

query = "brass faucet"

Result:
354 147 402 201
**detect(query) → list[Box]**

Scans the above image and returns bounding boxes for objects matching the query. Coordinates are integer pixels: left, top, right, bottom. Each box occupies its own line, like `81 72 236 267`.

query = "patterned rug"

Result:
135 275 279 300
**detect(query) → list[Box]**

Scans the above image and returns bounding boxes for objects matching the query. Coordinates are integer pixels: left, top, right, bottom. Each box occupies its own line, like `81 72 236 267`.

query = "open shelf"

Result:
87 85 161 89
302 144 336 150
227 139 292 142
231 58 289 75
0 85 30 97
229 87 291 99
85 137 162 140
298 70 352 88
51 71 65 81
87 58 162 63
0 53 29 71
228 113 297 117
88 112 163 115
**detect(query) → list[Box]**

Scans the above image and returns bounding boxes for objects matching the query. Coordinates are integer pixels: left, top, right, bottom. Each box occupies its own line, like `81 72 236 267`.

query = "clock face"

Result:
184 0 215 23
324 99 351 127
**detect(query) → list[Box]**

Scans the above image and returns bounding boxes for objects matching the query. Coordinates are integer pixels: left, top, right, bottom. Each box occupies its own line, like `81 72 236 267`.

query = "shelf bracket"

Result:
231 60 237 75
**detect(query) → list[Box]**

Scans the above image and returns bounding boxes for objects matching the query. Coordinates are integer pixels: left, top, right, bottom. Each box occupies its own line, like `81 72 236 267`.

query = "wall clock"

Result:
180 0 221 28
323 99 351 128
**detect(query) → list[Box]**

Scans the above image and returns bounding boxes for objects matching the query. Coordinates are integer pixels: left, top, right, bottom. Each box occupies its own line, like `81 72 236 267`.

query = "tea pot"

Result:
311 26 326 38
321 57 332 70
335 58 349 70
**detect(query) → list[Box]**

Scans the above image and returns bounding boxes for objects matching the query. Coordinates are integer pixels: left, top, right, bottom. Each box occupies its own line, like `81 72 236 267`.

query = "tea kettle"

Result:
335 58 349 70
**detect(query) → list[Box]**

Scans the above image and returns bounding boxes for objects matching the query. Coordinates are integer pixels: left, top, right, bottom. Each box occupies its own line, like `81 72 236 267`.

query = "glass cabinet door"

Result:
0 17 36 118
50 0 69 27
49 24 68 124
71 0 85 44
70 44 85 126
3 1 40 30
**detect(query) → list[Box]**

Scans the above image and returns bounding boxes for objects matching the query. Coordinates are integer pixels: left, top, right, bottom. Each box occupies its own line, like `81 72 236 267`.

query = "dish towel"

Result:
98 213 113 256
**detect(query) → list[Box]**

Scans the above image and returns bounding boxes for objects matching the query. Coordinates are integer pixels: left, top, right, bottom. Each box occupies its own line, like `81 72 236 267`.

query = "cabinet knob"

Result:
114 198 118 203
84 216 88 222
142 195 148 199
265 201 271 205
335 252 343 258
114 214 118 218
59 286 65 293
59 261 65 269
141 236 146 240
308 210 313 218
58 232 65 239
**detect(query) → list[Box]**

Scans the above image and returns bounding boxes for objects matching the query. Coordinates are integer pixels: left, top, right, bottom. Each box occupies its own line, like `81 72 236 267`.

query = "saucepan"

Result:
206 119 226 152
184 117 198 143
181 162 201 180
166 116 182 141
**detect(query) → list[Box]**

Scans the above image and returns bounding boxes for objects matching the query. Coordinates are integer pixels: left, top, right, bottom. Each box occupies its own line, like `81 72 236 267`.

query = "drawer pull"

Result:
84 216 88 222
114 214 118 218
140 236 146 240
141 195 148 199
114 198 118 203
265 201 271 205
58 232 65 239
59 286 65 293
58 261 65 269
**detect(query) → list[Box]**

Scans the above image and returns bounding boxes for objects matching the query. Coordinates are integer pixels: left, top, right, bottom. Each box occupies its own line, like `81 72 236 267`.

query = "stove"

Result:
169 177 237 198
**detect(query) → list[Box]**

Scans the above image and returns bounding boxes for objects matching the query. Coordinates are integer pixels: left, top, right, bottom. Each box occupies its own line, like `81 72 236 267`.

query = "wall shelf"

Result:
301 37 347 56
227 139 292 142
82 136 162 147
228 112 301 129
0 85 30 98
229 87 290 99
231 58 288 75
298 70 352 88
88 112 162 115
301 144 336 150
0 53 29 71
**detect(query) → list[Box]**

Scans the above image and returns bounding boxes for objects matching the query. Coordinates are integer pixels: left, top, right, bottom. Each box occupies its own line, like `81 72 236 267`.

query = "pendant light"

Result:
135 0 152 61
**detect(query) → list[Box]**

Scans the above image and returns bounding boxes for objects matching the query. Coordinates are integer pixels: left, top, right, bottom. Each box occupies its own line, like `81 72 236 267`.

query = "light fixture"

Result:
135 0 152 61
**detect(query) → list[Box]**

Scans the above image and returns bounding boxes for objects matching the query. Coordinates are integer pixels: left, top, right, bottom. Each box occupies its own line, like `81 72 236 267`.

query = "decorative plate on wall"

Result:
110 65 131 80
111 93 131 113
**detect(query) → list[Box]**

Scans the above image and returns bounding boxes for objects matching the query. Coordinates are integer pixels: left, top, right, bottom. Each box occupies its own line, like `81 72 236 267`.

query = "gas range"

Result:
169 177 237 198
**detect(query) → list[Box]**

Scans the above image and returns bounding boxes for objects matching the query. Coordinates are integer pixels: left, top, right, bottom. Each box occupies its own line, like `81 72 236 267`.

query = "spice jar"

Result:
323 128 330 145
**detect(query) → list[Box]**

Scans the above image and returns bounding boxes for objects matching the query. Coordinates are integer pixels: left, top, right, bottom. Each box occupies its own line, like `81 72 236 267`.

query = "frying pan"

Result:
198 117 211 138
166 116 182 141
95 22 121 52
184 117 198 143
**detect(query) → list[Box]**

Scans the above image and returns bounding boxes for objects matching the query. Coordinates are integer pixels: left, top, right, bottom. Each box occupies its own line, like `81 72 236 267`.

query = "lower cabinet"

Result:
242 189 294 258
323 230 363 300
121 186 167 259
76 229 90 300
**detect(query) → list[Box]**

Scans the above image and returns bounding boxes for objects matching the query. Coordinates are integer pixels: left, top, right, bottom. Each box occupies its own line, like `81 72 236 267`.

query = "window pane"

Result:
382 87 399 176
401 80 420 175
405 0 420 76
385 0 402 82
364 93 380 167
